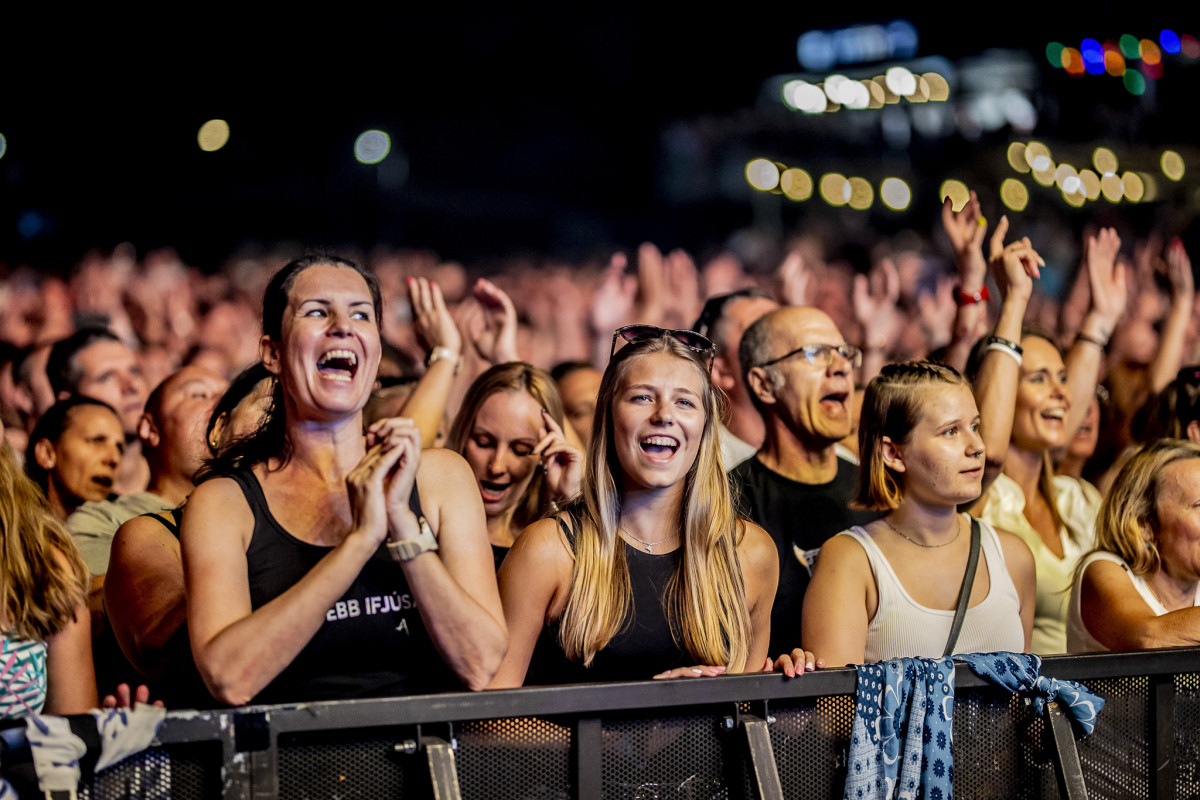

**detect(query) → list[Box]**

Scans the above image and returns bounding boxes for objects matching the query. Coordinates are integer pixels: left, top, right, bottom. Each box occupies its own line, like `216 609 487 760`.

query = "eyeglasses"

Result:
755 343 863 370
610 324 716 368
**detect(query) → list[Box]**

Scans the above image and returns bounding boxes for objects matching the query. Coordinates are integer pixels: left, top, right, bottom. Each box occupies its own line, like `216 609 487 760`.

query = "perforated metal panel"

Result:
1176 672 1200 800
602 711 731 799
79 744 220 800
456 716 571 800
279 733 410 798
1075 676 1150 799
769 694 853 800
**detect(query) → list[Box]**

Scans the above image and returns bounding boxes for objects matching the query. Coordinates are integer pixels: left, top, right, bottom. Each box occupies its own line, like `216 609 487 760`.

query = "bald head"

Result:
739 307 855 444
140 366 227 482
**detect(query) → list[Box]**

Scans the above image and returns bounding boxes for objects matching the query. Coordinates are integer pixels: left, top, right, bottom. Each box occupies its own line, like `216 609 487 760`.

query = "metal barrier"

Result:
3 647 1199 799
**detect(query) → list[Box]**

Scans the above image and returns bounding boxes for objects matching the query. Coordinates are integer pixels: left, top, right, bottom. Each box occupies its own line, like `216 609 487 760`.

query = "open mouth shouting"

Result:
317 349 359 382
640 435 680 460
1040 407 1066 425
820 390 849 415
479 478 512 504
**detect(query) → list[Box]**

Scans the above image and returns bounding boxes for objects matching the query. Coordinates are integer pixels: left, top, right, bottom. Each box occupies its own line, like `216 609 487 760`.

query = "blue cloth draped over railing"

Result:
844 652 1104 800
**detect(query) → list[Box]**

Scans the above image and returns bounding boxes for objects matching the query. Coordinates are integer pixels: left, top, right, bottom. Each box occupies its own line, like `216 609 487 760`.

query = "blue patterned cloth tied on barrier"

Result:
954 651 1104 736
844 652 1104 800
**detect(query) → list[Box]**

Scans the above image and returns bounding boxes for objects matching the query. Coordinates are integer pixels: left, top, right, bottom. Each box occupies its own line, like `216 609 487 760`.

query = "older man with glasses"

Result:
730 306 882 656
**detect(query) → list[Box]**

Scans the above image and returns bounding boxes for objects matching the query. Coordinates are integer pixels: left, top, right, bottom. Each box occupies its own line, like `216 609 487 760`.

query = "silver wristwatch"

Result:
386 515 438 562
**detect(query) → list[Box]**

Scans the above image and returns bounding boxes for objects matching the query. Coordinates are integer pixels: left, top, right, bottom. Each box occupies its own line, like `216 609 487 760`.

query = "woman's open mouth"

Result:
317 349 359 382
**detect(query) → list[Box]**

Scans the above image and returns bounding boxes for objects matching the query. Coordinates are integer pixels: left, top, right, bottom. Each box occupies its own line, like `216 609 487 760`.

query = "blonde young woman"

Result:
1 442 97 717
1068 439 1200 652
799 362 1035 667
489 327 780 686
447 362 582 571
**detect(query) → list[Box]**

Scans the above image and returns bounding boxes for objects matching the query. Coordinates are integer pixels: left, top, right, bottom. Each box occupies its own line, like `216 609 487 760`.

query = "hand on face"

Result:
533 410 584 503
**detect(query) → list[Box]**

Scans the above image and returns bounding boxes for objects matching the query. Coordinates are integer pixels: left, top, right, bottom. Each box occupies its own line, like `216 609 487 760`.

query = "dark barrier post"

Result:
1150 673 1176 800
572 716 603 800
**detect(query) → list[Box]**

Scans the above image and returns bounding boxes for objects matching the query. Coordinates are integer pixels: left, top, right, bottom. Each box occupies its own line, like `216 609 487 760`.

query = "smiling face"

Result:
1013 335 1070 451
759 307 854 445
888 383 985 508
610 351 709 494
1152 458 1200 584
264 264 382 422
463 389 544 522
39 404 125 512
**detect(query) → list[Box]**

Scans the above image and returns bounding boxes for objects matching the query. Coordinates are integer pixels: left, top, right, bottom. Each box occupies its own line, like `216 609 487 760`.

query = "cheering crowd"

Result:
2 195 1199 716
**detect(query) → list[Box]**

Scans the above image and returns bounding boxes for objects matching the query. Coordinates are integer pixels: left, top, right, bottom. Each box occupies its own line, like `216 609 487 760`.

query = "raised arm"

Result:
799 533 874 668
973 216 1040 497
1149 238 1194 394
391 446 508 690
942 192 990 372
1079 558 1200 650
1065 228 1126 439
401 276 463 449
852 258 901 386
488 517 573 688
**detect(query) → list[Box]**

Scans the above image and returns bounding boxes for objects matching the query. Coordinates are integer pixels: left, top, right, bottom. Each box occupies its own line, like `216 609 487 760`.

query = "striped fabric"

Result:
1 635 47 718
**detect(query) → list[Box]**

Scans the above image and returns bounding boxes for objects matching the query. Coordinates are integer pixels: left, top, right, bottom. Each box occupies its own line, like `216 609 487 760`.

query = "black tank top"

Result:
526 517 690 684
231 469 453 704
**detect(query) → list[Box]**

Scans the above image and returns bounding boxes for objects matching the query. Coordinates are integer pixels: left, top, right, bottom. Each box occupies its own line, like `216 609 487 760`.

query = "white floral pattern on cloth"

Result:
954 651 1104 736
844 657 955 800
1 636 47 719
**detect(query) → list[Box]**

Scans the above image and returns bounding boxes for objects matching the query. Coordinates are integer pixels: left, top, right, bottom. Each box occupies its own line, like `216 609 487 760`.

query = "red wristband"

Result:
955 285 991 306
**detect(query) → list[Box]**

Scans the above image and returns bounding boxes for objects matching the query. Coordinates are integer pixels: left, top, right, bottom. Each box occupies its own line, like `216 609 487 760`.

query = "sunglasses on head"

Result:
610 325 716 368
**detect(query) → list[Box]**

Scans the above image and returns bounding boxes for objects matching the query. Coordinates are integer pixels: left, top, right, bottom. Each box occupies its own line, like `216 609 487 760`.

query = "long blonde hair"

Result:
0 442 89 641
558 335 751 670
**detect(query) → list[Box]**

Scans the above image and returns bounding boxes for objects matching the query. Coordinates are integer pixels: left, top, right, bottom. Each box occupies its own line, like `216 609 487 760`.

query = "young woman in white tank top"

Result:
793 362 1035 668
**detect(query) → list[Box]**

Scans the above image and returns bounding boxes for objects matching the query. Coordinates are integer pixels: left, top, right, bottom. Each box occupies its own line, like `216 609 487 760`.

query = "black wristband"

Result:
984 335 1023 355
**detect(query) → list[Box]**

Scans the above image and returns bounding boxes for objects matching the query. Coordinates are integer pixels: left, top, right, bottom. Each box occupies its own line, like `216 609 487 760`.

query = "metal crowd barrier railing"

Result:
2 647 1198 799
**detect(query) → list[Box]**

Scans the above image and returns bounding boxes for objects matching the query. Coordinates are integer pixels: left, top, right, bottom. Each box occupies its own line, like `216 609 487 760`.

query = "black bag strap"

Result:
944 517 982 657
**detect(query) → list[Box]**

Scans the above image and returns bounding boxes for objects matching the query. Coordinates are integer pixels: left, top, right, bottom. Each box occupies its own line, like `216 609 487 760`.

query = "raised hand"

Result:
532 410 584 504
917 274 958 348
777 251 811 307
661 248 702 329
1083 227 1127 337
853 259 901 351
408 276 463 357
987 215 1042 303
1165 237 1195 304
466 277 520 365
590 252 638 333
347 420 421 547
942 192 989 290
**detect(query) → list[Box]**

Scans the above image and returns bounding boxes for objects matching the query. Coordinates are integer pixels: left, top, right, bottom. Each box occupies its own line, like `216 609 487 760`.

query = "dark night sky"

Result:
2 7 1194 269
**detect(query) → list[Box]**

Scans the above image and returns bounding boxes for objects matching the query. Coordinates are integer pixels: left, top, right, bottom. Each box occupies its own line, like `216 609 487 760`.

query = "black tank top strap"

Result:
556 508 578 551
143 506 185 539
227 467 423 521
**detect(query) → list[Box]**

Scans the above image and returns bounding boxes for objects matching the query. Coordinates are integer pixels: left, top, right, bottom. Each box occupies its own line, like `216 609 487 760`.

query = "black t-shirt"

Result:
730 455 881 655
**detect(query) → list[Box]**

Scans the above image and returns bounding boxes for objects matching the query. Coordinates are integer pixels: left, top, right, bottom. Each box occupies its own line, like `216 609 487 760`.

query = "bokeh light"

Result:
1081 38 1105 75
1140 39 1161 64
1062 47 1085 76
923 73 950 102
1080 170 1101 200
1000 178 1029 211
780 168 813 200
1064 189 1087 208
1046 42 1065 66
866 80 885 109
1122 172 1145 202
880 178 911 210
1007 142 1030 173
1054 163 1078 191
1124 71 1147 95
1119 34 1140 59
354 130 391 164
885 66 917 96
1161 150 1185 181
0 133 6 160
197 119 230 152
939 180 970 211
1182 35 1200 59
1140 173 1159 202
745 159 781 191
1160 29 1181 54
820 173 851 206
1092 147 1118 175
1101 173 1124 202
1104 49 1125 76
786 80 828 113
1025 141 1052 173
847 177 874 210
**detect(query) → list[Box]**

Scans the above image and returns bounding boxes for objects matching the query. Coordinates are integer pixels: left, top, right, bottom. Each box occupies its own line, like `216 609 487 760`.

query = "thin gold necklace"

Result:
882 516 960 548
620 528 679 553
